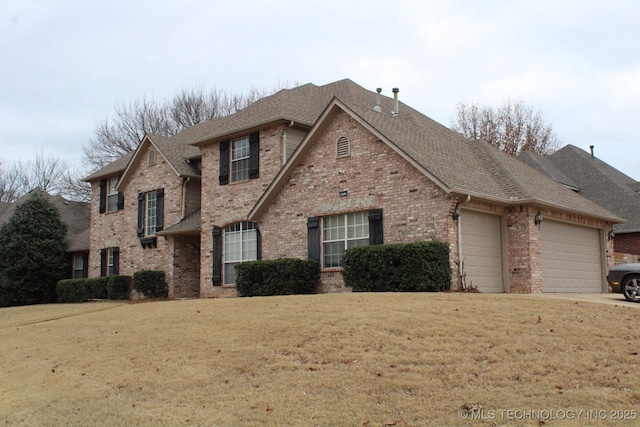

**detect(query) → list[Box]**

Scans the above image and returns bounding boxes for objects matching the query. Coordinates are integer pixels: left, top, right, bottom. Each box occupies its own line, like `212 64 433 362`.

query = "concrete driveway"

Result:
533 292 640 308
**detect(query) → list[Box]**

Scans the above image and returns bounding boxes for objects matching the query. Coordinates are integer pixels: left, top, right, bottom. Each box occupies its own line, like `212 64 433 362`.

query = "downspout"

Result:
181 177 191 220
456 195 471 288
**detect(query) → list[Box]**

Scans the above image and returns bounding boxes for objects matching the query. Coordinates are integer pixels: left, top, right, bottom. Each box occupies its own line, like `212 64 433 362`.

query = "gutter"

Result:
448 190 623 224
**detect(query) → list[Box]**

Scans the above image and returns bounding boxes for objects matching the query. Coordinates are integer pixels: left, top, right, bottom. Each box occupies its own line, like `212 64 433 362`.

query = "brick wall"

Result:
505 205 542 293
614 232 640 256
172 234 200 298
257 111 458 293
198 125 286 297
89 142 193 296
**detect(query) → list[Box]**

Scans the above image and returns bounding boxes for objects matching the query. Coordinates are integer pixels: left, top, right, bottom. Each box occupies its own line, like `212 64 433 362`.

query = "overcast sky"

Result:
1 0 638 179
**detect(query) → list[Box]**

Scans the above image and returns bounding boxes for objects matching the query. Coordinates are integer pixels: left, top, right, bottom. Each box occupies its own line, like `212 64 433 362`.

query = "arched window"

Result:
148 150 156 165
224 221 259 284
336 136 351 158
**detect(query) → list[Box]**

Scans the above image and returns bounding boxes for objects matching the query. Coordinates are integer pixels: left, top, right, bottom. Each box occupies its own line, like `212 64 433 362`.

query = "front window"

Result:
146 191 157 236
107 249 115 275
224 221 257 284
231 137 250 182
322 212 369 268
107 177 119 212
100 247 119 277
73 254 85 279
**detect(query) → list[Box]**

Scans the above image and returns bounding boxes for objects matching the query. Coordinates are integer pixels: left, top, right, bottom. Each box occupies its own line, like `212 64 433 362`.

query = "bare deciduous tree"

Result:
451 98 561 156
0 160 24 203
83 85 286 170
59 169 91 203
84 97 173 169
0 152 90 203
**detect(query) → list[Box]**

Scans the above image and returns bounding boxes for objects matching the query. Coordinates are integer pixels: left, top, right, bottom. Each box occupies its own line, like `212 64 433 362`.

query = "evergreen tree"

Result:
0 191 68 306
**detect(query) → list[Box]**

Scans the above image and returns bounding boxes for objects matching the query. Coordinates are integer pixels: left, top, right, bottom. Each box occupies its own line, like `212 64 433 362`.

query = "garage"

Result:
541 220 604 293
460 210 504 292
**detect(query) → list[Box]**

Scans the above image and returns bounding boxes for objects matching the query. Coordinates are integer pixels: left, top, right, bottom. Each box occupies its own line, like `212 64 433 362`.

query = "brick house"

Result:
520 145 640 259
84 79 621 297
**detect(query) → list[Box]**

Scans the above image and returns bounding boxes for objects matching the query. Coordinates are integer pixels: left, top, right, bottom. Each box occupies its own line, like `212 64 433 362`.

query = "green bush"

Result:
132 270 168 298
0 191 68 306
56 279 84 303
341 241 451 292
56 277 109 303
236 258 319 297
85 277 109 299
107 275 131 300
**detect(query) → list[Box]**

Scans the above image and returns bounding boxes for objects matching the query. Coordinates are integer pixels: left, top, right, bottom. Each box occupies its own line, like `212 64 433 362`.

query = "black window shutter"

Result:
212 226 222 285
82 252 89 278
249 132 260 179
100 249 107 277
99 179 107 213
307 217 320 261
156 189 164 232
117 192 124 210
112 247 120 275
256 225 262 260
369 209 384 245
137 193 145 237
219 140 229 185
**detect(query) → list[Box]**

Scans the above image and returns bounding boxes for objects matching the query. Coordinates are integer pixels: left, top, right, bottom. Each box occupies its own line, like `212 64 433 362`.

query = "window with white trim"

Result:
107 248 115 275
73 254 85 279
100 247 119 277
231 137 250 182
107 177 119 212
145 191 158 236
224 221 257 284
322 211 369 268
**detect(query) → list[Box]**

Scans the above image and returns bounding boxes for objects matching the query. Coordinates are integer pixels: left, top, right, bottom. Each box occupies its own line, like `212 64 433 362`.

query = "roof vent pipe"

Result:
392 88 399 116
374 88 382 112
590 145 594 158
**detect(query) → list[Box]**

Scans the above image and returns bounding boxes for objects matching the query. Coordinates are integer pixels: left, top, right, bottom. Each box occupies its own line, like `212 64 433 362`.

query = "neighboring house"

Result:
520 145 640 257
0 188 91 278
84 79 622 297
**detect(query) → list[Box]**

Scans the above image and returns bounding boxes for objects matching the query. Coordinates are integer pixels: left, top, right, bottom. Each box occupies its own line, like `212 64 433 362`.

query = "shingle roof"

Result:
146 134 200 177
0 201 9 218
518 150 580 190
157 208 200 235
67 228 89 252
183 79 421 146
542 145 640 232
88 79 623 227
341 100 620 219
83 151 135 182
250 96 620 221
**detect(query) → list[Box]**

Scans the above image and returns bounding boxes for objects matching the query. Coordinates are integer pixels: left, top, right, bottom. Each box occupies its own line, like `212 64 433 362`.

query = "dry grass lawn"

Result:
1 293 639 426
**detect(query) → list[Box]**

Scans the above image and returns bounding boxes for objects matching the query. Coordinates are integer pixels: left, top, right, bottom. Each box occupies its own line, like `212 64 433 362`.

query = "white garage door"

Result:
541 220 603 293
460 210 504 292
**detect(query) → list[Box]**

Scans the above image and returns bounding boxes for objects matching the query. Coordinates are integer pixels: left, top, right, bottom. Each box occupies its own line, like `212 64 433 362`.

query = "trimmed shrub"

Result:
107 275 131 300
132 270 168 298
56 277 108 303
84 277 109 299
56 279 85 303
341 241 451 292
236 258 319 297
